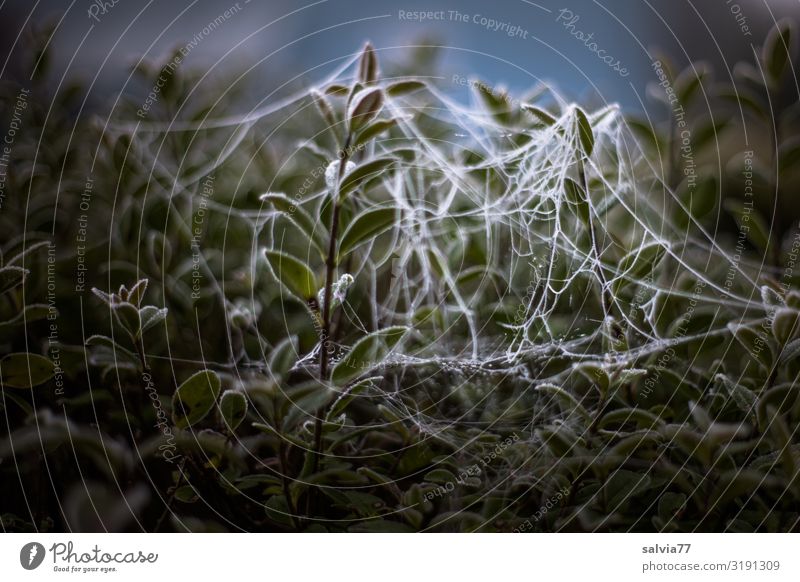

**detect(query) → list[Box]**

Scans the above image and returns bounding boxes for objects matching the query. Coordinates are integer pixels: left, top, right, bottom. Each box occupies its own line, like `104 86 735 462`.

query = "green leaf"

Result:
358 42 378 84
683 176 717 220
728 323 774 368
768 406 798 477
475 80 512 124
710 469 776 506
338 206 397 260
771 308 800 344
674 62 709 106
260 193 326 257
574 107 594 157
625 116 663 153
347 87 384 133
612 243 665 295
598 407 665 430
311 90 338 130
354 118 397 147
263 250 317 302
718 86 767 120
331 326 408 386
139 305 168 335
716 374 757 418
5 240 51 267
536 383 591 422
779 136 800 172
126 278 149 306
763 19 794 82
0 266 28 294
86 334 136 357
111 301 141 337
385 80 425 97
563 177 589 226
521 103 557 126
658 492 687 524
324 83 349 97
0 304 50 327
338 157 396 199
717 86 771 120
172 370 222 429
269 335 299 380
327 375 380 419
535 424 585 457
174 485 199 504
423 468 457 484
691 118 730 151
219 390 248 431
780 337 800 363
575 362 610 398
0 353 55 388
283 381 334 432
605 469 651 508
723 199 771 254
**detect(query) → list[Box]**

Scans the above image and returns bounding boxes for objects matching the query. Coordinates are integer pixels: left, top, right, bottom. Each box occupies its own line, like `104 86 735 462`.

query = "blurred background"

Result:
2 0 798 112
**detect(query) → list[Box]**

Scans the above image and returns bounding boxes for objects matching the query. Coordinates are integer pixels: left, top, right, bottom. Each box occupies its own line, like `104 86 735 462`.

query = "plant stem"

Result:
153 457 187 532
308 133 352 513
131 333 151 437
278 439 300 530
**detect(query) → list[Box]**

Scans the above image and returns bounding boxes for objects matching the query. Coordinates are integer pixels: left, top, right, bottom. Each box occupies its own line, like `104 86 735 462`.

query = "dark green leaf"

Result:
358 42 378 84
521 103 556 126
269 335 299 380
613 243 665 295
763 19 794 82
574 107 594 157
172 370 222 429
0 266 28 294
386 80 425 97
564 177 589 225
348 87 384 133
0 353 55 388
139 305 168 334
260 193 326 257
723 199 771 254
331 326 408 386
263 250 317 302
716 374 757 418
338 206 397 260
338 157 396 199
0 304 50 327
354 118 397 147
111 301 140 337
219 390 248 431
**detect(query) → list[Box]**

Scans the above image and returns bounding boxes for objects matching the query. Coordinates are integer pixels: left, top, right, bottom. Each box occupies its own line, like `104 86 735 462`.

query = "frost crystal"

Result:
318 273 354 311
325 160 356 190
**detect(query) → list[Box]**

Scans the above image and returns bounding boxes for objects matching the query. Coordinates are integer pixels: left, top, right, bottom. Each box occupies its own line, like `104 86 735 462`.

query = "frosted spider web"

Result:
111 49 775 460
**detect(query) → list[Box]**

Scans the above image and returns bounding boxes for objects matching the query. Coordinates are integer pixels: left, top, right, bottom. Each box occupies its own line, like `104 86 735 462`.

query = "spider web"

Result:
112 50 775 463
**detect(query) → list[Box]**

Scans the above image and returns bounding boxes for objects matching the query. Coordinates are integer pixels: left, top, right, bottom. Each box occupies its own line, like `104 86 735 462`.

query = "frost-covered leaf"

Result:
331 326 408 386
338 157 396 199
347 87 383 132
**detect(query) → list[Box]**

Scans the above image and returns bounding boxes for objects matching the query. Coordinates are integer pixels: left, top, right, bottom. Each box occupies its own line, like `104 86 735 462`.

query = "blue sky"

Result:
4 0 797 111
